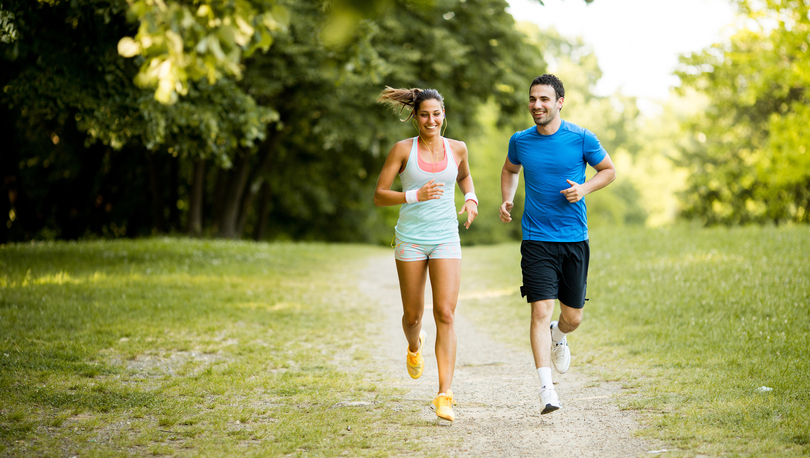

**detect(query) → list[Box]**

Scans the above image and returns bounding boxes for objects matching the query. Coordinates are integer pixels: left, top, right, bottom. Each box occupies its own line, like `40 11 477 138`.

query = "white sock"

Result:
536 367 553 390
551 322 566 343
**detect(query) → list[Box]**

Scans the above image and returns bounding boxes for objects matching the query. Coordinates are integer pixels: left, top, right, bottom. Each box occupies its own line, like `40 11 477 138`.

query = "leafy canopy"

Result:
675 0 810 224
117 0 289 104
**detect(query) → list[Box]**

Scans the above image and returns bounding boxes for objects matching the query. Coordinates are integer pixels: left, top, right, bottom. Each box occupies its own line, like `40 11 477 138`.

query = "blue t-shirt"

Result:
507 120 607 242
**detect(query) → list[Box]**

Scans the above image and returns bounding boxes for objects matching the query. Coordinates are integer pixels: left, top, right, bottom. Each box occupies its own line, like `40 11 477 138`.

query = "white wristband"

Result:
405 189 419 204
464 192 478 205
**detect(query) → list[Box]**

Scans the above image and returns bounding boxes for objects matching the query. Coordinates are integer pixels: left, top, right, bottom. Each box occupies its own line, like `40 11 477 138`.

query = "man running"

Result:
500 74 616 414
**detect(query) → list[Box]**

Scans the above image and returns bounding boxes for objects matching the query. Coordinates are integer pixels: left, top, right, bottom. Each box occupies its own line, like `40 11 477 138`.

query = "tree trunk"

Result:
217 151 253 239
236 128 281 237
236 177 263 236
168 154 180 231
211 167 228 233
0 106 17 243
253 180 272 241
186 158 206 236
55 142 107 239
146 151 166 233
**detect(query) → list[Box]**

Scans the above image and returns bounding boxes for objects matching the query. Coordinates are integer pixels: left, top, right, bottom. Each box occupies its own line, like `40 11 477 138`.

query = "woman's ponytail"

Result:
378 86 443 121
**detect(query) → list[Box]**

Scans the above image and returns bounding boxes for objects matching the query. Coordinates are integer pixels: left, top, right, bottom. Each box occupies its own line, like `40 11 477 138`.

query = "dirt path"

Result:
359 254 663 457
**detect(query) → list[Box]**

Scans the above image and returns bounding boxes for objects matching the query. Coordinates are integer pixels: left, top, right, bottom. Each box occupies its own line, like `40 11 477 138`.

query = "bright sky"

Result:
506 0 737 102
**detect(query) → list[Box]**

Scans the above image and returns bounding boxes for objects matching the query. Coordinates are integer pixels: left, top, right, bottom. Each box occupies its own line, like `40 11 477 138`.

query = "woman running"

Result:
374 87 478 422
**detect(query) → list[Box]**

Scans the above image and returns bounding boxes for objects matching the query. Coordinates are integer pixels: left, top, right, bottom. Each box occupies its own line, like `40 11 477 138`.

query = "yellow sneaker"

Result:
407 330 426 379
431 390 455 421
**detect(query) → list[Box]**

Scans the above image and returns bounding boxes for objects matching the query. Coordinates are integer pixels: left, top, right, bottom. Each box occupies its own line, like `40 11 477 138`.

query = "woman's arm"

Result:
451 140 478 229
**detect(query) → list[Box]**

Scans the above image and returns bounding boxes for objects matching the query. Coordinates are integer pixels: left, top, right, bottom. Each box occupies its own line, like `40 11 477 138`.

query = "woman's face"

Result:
415 98 444 138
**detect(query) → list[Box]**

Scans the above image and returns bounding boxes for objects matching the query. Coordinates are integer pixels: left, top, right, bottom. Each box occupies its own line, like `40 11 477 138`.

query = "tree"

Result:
674 0 810 225
1 0 550 243
116 0 289 104
1 0 274 240
233 0 548 242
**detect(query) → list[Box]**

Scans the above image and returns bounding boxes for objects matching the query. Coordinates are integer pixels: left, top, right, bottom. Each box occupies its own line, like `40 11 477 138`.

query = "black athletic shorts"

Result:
519 240 590 308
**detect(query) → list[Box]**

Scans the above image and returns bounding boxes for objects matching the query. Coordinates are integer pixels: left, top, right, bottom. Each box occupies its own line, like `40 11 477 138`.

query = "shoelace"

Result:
438 396 454 407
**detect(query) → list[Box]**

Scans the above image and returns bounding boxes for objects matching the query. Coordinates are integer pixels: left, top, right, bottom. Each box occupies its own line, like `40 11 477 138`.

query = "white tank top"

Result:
395 137 460 244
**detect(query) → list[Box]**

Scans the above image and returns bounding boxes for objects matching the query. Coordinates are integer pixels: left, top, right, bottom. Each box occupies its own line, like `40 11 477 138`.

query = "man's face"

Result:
529 84 563 127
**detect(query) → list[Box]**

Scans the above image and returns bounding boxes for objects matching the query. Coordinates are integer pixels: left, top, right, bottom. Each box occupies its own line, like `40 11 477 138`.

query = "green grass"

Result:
0 239 438 457
3 227 809 456
460 224 810 457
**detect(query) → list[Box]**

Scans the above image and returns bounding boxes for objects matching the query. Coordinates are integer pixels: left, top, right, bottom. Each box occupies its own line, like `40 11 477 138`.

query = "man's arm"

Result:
560 154 616 203
500 157 522 223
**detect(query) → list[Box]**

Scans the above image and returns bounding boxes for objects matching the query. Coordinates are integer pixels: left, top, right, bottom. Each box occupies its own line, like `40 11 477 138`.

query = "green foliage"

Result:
1 0 272 162
0 0 277 240
621 93 702 227
320 0 432 46
0 5 18 43
138 79 276 167
119 0 289 104
1 0 602 244
460 225 810 456
675 0 810 225
235 0 546 243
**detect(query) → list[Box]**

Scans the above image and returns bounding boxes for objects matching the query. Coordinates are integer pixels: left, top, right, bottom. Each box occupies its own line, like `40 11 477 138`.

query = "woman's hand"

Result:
459 200 478 229
418 179 445 201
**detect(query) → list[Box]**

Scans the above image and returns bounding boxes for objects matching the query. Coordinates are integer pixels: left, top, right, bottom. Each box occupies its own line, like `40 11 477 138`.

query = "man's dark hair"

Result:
530 74 565 100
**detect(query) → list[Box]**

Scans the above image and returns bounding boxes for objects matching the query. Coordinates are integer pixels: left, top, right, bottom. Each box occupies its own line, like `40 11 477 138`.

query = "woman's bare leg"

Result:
428 258 461 394
395 259 429 353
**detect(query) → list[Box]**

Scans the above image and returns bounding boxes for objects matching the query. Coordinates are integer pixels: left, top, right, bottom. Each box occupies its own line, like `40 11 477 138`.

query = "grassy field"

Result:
2 225 808 457
460 224 810 457
0 239 439 457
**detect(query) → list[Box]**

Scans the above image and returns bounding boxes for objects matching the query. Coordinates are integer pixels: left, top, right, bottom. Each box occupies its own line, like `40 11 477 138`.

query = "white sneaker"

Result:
539 387 560 414
550 322 571 374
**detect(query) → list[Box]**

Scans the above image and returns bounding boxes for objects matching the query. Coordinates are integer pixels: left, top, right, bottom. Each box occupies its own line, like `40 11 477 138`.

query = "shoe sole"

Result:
541 404 560 415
